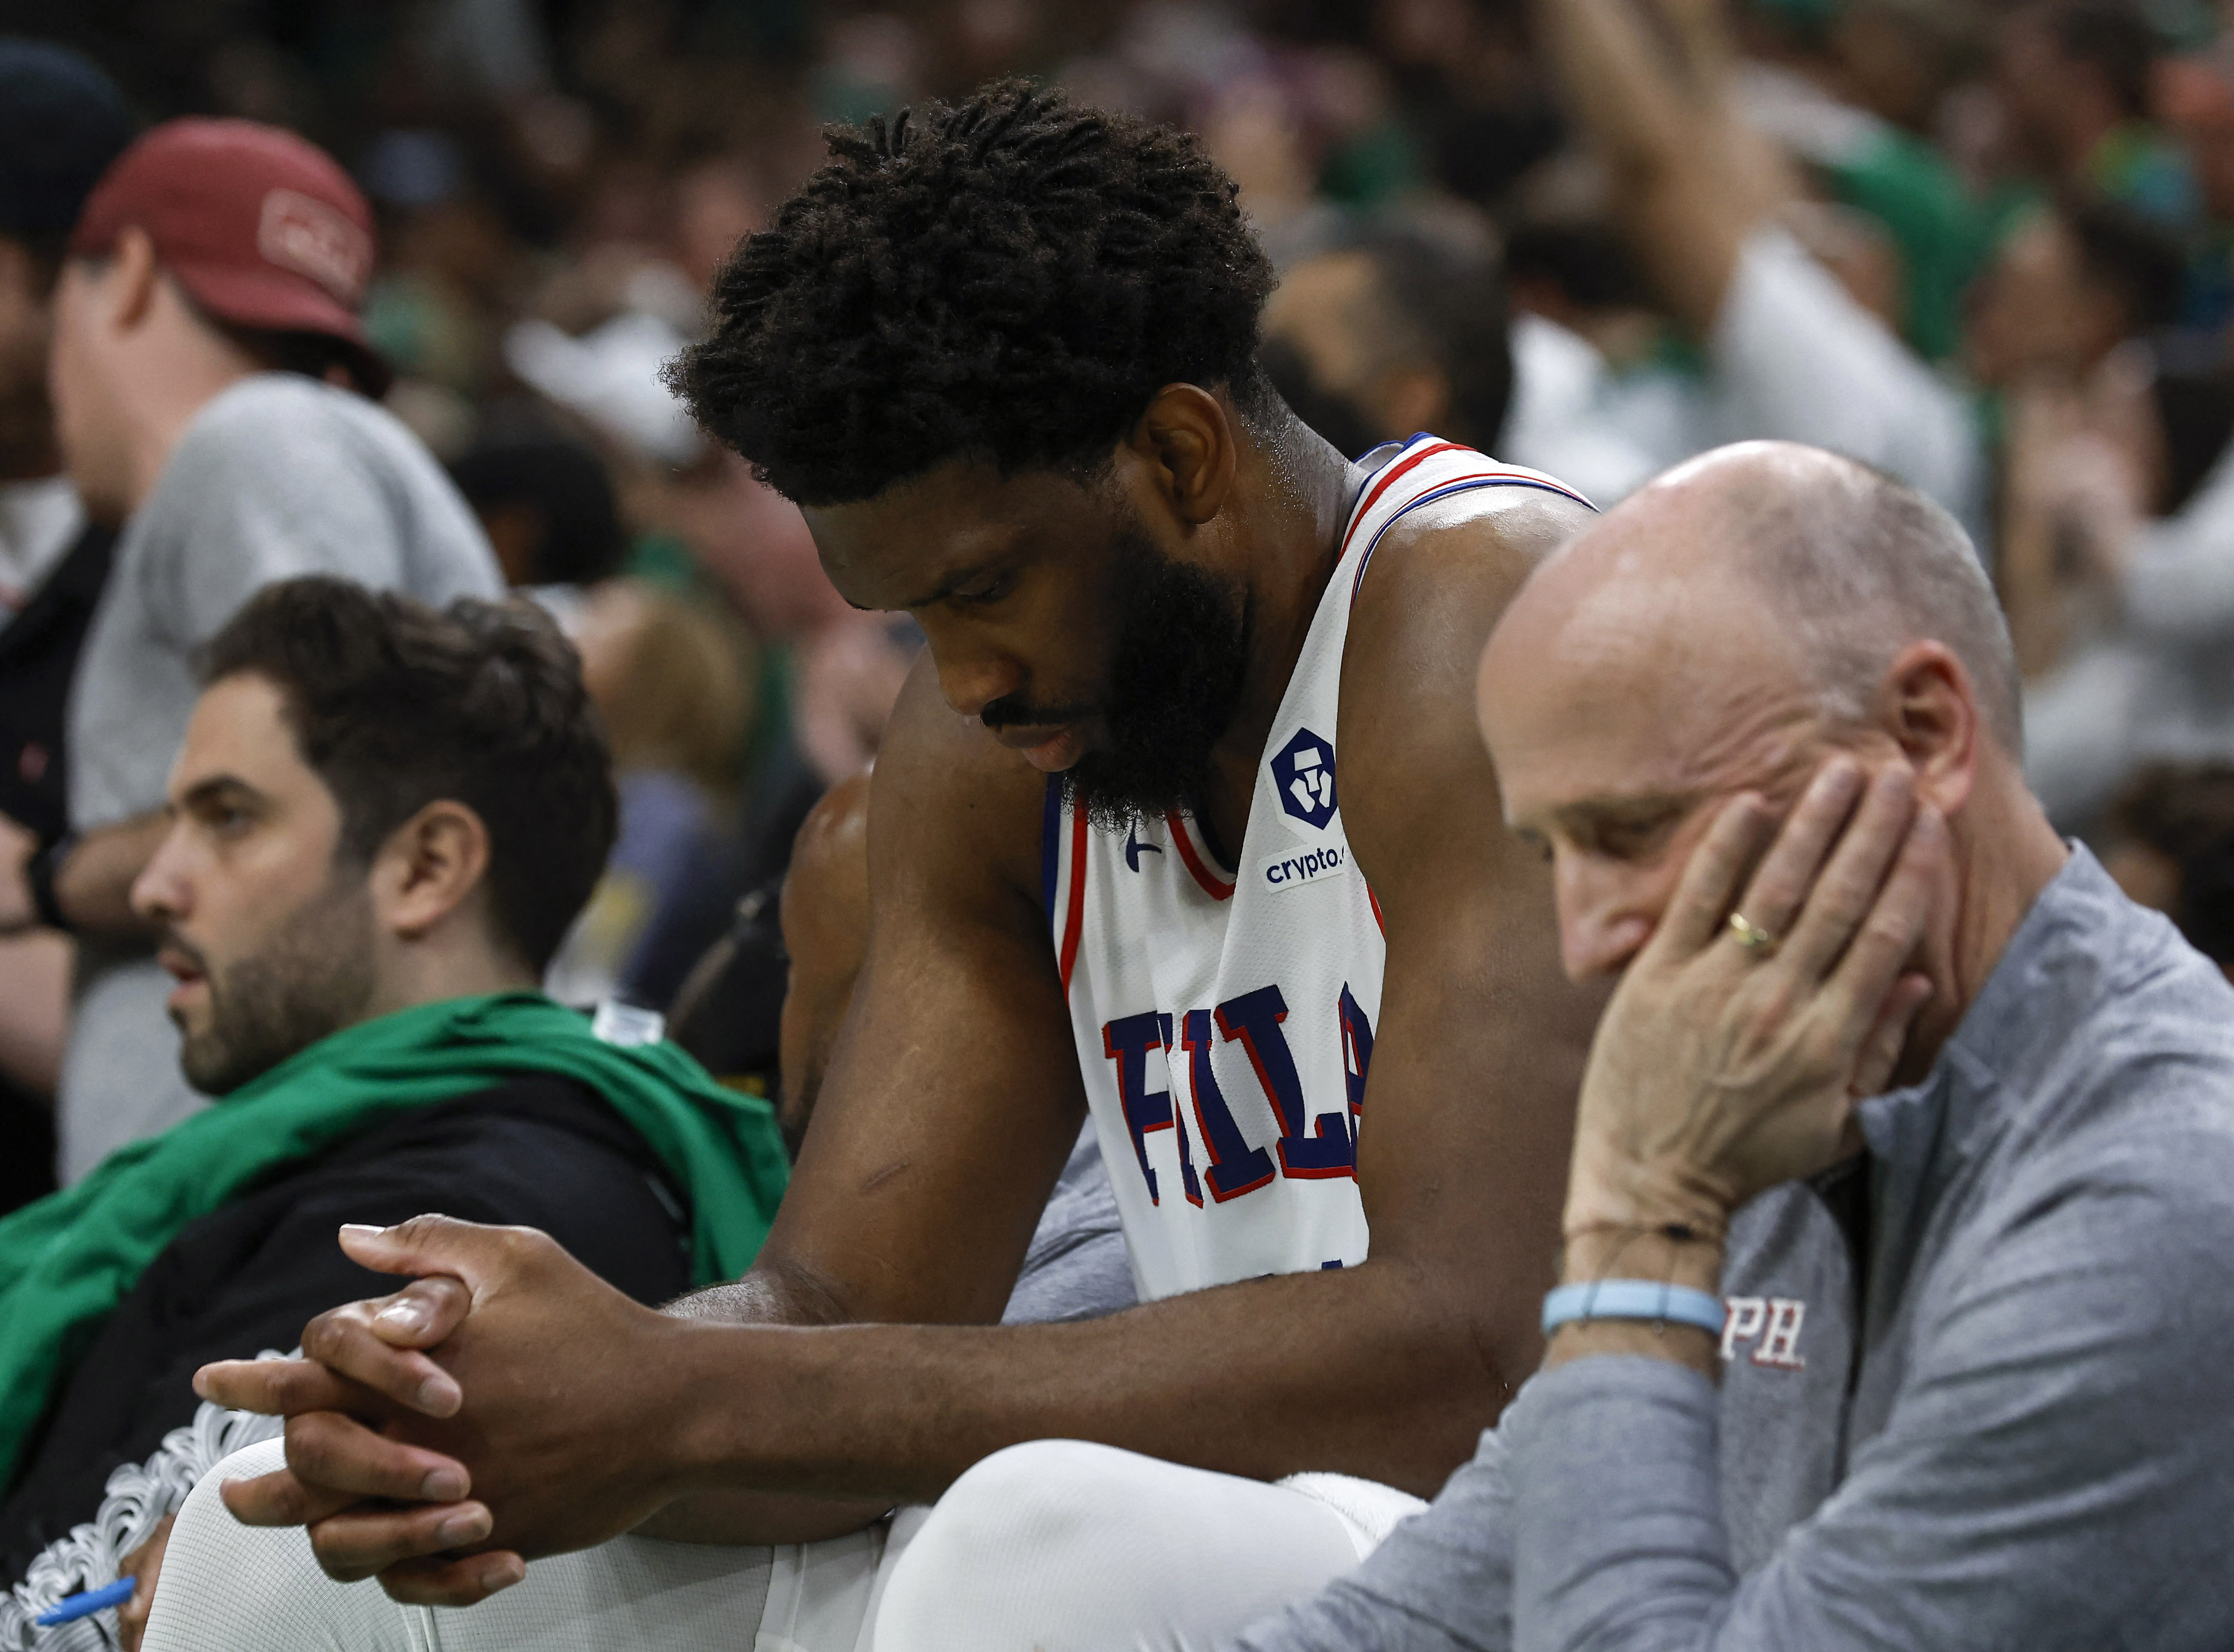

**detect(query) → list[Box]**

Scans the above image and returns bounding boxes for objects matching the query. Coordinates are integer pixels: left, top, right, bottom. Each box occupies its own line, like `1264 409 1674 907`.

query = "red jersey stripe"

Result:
1165 811 1236 901
1058 801 1090 991
1338 442 1468 555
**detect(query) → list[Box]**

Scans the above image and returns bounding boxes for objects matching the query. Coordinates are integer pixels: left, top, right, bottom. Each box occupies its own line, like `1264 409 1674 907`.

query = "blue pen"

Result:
34 1577 136 1627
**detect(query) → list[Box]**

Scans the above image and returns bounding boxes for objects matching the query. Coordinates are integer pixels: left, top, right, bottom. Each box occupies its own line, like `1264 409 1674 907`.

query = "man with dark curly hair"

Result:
158 82 1605 1650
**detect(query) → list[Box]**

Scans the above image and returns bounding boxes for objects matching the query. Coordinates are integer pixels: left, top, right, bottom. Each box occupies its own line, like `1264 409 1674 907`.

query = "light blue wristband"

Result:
1542 1279 1726 1337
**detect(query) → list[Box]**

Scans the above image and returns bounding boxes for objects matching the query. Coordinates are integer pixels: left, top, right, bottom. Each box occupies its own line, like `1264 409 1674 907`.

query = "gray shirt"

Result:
57 374 499 1182
1234 847 2234 1651
68 372 500 832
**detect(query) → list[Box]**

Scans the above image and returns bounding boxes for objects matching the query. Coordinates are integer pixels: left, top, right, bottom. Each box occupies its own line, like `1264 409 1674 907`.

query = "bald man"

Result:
1233 441 2234 1652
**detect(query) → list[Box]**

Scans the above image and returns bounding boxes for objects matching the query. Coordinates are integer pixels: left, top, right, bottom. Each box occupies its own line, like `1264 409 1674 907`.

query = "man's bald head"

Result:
1478 442 2018 982
1538 443 2018 753
1688 445 2017 751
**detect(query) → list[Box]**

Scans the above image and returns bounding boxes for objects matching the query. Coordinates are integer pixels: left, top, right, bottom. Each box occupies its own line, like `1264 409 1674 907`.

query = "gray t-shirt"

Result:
68 372 500 831
1233 846 2234 1651
57 374 500 1182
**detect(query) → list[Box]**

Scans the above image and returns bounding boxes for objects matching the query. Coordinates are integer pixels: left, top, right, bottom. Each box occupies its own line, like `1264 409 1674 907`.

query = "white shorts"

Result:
141 1438 1423 1652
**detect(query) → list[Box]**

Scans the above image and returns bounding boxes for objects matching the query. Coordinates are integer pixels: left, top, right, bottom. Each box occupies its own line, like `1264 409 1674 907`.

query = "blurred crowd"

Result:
9 0 2234 1194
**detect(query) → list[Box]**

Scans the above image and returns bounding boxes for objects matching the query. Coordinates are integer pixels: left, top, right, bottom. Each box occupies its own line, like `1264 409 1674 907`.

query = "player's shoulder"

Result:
1341 444 1595 707
1332 446 1591 885
1348 442 1596 631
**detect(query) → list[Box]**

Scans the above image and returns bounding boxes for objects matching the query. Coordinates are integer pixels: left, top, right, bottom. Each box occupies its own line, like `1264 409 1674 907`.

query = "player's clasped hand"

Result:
1564 757 1943 1241
193 1215 691 1605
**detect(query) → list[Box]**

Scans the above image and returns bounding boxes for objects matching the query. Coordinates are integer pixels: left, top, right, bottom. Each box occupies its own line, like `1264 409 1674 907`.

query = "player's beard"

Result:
170 868 379 1096
1054 523 1251 834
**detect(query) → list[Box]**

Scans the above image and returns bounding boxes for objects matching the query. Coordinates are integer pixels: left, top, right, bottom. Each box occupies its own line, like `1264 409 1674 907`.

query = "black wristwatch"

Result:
25 832 76 933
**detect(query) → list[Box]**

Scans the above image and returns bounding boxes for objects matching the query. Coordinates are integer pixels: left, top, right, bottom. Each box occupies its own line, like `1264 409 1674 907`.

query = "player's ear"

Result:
1130 383 1238 527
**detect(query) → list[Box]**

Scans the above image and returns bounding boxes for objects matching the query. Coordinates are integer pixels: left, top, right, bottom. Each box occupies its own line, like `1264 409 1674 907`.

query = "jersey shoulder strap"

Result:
1339 434 1596 608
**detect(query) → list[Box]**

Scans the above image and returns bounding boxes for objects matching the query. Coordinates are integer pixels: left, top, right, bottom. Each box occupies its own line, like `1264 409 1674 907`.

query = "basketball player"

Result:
150 82 1606 1650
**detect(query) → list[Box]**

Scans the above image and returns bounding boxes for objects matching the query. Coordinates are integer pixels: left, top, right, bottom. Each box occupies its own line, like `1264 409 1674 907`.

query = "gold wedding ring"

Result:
1728 911 1778 956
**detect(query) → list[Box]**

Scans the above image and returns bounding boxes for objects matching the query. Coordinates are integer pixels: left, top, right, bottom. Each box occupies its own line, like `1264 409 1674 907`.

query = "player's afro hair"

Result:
668 79 1279 507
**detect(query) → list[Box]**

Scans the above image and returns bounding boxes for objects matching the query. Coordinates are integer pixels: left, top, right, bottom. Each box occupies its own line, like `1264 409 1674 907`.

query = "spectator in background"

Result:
449 434 628 590
1979 196 2189 664
1993 202 2234 828
1261 216 1661 503
1502 220 1660 361
1967 197 2187 406
0 40 133 1216
1988 199 2189 657
2099 760 2234 975
1733 0 1991 365
13 118 502 1183
2004 394 2234 828
0 40 131 849
1533 0 1989 539
624 445 923 1012
1260 223 1513 459
547 575 756 1006
0 578 786 1648
2159 36 2234 330
1996 0 2194 223
1988 36 2234 829
1499 218 1675 503
1825 0 1983 147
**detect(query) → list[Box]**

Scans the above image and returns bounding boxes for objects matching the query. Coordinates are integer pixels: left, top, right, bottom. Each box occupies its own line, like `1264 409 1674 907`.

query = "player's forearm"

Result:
660 1261 1509 1507
632 1265 898 1542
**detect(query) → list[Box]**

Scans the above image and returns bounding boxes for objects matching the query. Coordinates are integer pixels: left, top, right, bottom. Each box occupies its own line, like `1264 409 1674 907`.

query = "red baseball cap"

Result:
70 118 387 391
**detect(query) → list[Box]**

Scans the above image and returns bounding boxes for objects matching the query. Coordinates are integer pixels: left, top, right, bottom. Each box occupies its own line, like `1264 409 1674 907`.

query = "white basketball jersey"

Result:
1044 435 1592 1301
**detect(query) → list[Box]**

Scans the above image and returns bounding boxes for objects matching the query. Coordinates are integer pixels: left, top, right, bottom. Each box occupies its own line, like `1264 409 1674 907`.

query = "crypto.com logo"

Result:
1271 727 1337 830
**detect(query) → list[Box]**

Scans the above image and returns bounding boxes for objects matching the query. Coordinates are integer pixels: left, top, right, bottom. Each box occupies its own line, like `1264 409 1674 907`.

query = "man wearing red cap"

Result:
0 118 500 1180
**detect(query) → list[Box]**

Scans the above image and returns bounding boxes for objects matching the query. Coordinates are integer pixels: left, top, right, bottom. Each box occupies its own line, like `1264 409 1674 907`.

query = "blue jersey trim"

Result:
1339 433 1435 538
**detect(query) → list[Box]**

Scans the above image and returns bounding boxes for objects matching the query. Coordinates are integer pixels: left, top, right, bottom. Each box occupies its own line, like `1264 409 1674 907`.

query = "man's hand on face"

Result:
0 813 37 933
194 1217 698 1606
1564 757 1942 1243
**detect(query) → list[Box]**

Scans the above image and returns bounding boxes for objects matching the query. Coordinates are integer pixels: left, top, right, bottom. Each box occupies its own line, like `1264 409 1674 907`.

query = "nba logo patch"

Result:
1272 728 1338 830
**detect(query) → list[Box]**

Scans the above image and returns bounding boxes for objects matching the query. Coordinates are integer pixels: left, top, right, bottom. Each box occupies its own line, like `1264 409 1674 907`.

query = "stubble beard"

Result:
177 873 380 1096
